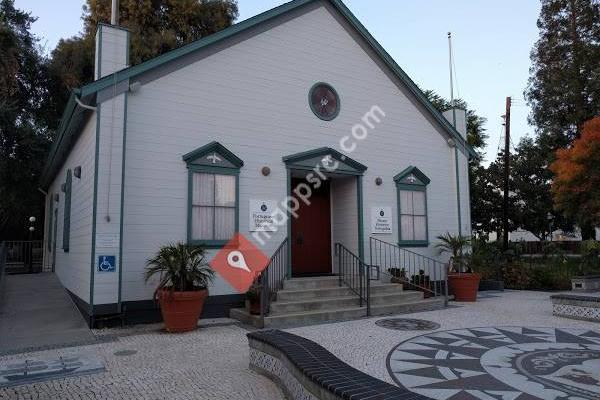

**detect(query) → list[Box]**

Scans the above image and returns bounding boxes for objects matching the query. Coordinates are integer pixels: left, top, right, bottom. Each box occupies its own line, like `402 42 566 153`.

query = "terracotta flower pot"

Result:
448 273 481 302
157 288 208 332
246 299 261 315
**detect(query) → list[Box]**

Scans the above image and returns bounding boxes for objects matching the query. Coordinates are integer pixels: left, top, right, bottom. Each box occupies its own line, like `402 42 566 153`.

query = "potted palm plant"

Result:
145 242 215 332
436 233 480 301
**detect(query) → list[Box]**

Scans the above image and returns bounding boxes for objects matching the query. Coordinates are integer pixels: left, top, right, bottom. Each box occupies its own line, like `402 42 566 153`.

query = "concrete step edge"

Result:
271 295 359 306
264 306 366 320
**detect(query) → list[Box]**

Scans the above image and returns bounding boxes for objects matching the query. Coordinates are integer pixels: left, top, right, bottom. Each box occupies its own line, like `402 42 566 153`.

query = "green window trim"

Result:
62 169 72 252
47 194 54 252
394 166 430 247
183 142 243 249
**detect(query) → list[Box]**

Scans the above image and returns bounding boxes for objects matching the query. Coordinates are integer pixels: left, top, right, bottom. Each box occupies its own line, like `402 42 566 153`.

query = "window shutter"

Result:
62 170 72 252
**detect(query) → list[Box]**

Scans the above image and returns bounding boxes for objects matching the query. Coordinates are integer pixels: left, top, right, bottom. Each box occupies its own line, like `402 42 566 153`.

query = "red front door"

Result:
291 178 332 276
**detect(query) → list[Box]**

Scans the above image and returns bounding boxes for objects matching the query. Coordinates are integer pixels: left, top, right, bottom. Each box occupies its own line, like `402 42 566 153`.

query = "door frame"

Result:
290 177 333 276
282 147 367 279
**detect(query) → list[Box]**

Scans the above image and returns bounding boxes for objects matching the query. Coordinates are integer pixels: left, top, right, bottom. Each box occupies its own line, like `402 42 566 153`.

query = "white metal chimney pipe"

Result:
111 0 119 25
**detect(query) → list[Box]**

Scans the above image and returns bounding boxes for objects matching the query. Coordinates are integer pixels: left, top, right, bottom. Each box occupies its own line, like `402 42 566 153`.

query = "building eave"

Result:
42 0 478 188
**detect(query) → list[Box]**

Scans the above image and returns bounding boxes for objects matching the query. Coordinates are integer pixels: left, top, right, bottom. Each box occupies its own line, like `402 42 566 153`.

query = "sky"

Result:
16 0 542 164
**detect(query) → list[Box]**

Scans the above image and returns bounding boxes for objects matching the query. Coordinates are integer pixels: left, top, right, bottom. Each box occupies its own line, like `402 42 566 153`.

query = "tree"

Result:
525 0 600 142
42 0 239 132
422 90 494 235
0 0 49 240
511 136 573 240
422 90 488 152
551 117 600 239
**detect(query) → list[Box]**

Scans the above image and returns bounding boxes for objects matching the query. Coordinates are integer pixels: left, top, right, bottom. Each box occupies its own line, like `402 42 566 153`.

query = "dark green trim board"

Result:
117 92 128 313
357 175 364 261
62 170 72 252
46 195 53 252
89 105 101 314
309 82 341 121
454 147 462 236
396 169 430 247
184 143 242 248
283 147 367 174
41 0 477 190
286 168 292 279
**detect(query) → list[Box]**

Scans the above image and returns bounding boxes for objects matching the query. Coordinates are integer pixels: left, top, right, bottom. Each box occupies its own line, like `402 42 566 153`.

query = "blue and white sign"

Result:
97 255 116 272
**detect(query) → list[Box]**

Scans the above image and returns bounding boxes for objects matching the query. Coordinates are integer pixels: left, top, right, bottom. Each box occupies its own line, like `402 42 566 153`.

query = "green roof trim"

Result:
282 146 367 173
41 0 476 189
393 166 431 186
182 141 244 168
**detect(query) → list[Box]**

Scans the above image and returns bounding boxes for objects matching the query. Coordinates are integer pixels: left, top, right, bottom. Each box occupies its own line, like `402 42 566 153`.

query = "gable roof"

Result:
41 0 476 189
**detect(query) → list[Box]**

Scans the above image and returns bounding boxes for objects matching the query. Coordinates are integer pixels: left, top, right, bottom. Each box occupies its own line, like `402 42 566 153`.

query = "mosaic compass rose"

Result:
386 327 600 400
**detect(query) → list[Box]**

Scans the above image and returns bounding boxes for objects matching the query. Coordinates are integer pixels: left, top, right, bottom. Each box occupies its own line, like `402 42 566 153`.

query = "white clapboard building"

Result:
40 0 475 326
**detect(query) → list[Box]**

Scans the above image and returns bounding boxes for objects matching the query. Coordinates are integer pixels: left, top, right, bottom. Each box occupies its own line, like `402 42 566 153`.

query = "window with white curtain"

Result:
191 173 236 242
394 166 430 246
399 189 427 242
183 141 243 248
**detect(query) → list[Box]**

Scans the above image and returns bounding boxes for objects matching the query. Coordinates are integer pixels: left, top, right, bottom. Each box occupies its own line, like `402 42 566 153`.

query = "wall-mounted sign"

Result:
249 200 277 232
371 207 392 234
96 233 119 248
98 255 116 272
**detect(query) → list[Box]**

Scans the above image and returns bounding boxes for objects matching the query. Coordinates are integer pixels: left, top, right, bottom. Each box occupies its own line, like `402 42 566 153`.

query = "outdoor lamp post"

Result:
27 216 36 273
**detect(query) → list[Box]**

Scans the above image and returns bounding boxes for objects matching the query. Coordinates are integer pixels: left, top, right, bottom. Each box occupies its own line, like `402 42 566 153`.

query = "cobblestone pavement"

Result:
0 321 283 400
287 290 600 400
1 291 597 400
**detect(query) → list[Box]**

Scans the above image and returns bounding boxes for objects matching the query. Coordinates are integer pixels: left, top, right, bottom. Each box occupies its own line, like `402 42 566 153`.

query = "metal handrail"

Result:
335 242 370 316
260 238 289 317
369 237 448 305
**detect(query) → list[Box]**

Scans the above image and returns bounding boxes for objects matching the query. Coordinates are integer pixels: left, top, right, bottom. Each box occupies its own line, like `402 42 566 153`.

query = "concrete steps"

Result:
264 306 366 328
229 275 446 328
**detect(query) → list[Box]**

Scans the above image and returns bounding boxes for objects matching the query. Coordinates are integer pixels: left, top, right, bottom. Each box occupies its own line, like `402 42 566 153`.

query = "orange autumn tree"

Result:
550 117 600 237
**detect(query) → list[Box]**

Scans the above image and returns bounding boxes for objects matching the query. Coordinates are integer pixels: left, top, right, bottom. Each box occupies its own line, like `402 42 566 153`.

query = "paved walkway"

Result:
0 273 94 354
0 290 598 399
289 290 600 400
0 322 283 400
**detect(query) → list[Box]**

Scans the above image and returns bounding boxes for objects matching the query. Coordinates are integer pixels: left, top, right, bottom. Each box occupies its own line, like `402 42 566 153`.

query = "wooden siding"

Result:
112 4 469 301
44 114 96 302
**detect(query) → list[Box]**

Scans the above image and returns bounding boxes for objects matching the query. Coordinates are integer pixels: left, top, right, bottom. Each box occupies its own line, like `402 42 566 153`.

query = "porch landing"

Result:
230 276 445 328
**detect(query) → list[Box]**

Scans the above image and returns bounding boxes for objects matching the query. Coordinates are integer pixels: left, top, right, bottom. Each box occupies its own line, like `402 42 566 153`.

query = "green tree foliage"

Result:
422 90 488 151
511 136 573 240
0 0 49 240
422 90 494 235
42 0 239 131
525 0 600 142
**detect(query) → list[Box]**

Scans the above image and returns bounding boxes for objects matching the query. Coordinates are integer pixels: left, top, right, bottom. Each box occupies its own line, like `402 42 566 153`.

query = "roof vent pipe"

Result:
111 0 119 26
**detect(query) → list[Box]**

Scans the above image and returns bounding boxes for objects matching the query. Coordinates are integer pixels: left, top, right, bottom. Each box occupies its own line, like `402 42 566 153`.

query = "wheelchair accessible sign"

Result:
98 255 116 272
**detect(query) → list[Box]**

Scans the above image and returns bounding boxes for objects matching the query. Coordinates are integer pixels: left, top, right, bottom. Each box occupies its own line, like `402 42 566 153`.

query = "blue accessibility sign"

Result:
98 255 116 272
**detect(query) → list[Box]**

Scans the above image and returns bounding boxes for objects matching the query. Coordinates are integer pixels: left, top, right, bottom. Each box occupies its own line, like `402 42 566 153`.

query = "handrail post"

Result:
443 261 449 306
337 244 342 288
359 261 363 307
260 268 269 318
366 261 371 316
